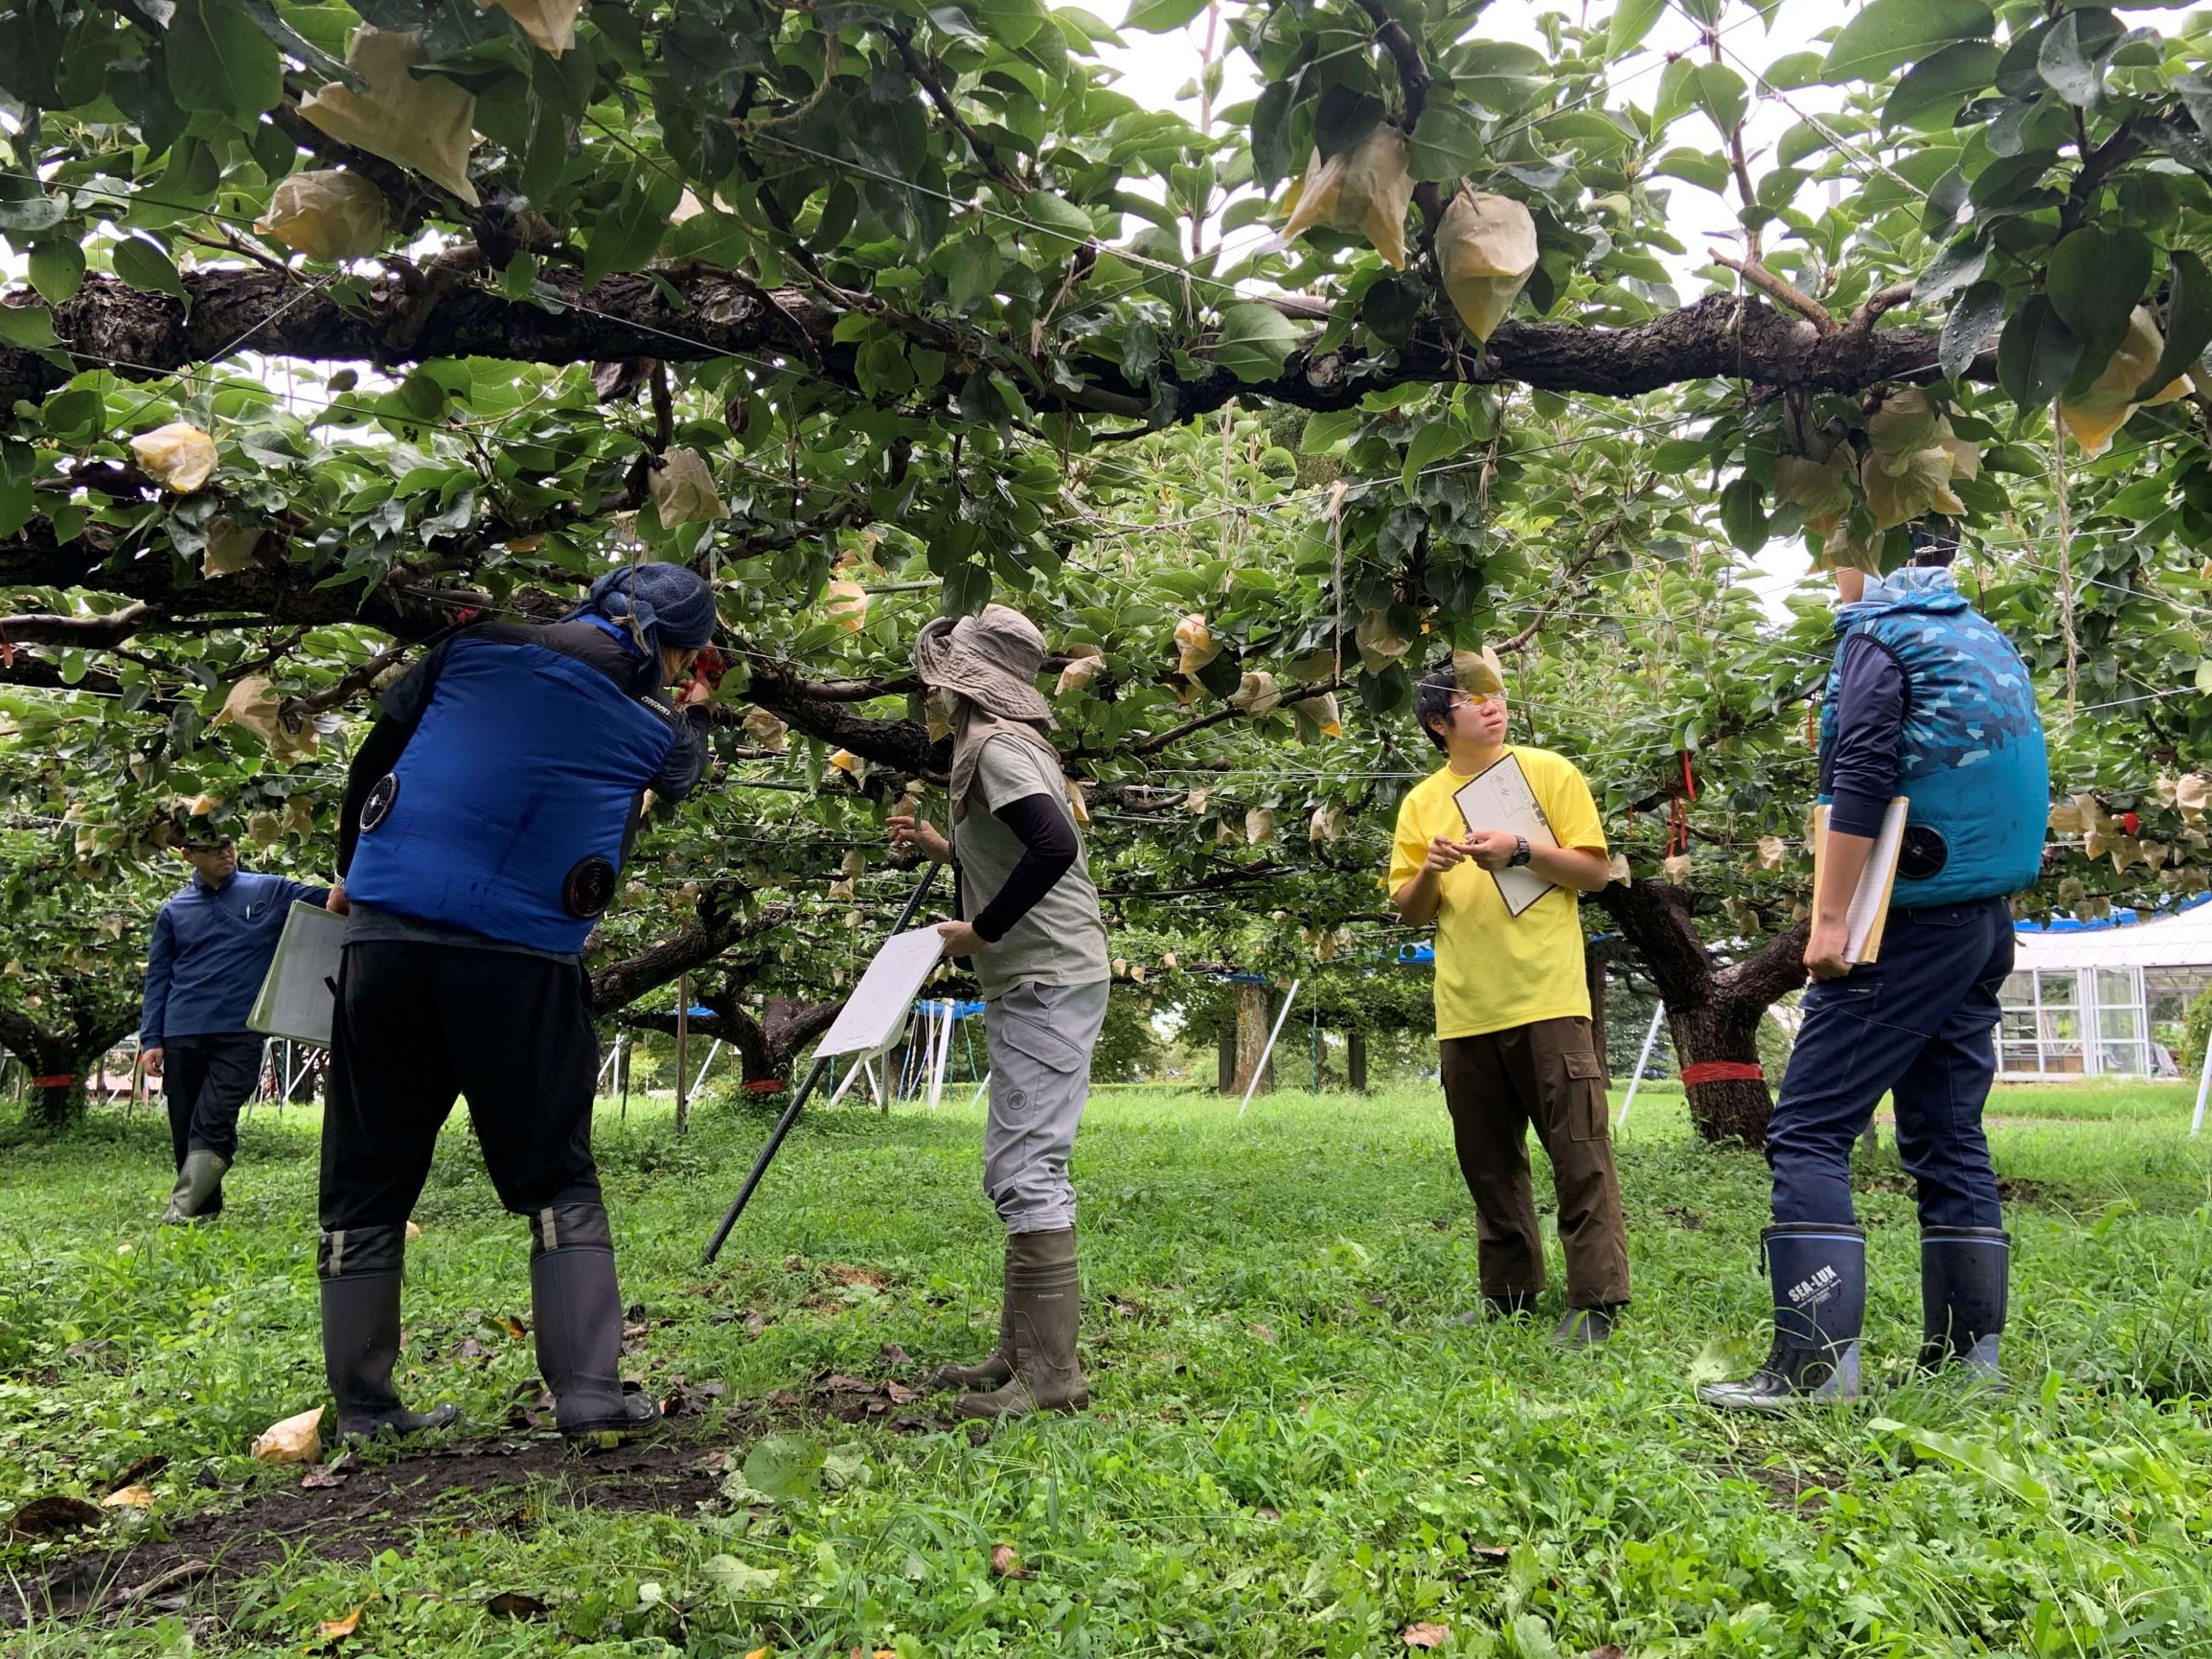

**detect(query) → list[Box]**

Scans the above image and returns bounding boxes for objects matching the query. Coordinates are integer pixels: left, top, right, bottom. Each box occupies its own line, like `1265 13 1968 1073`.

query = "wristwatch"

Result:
1508 834 1532 868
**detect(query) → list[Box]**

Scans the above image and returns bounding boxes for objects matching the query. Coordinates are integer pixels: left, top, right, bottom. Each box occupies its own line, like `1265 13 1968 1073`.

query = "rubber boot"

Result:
1919 1226 2009 1383
1553 1305 1620 1347
318 1225 461 1441
162 1148 229 1224
957 1228 1088 1420
1699 1223 1866 1412
934 1241 1015 1391
528 1202 661 1443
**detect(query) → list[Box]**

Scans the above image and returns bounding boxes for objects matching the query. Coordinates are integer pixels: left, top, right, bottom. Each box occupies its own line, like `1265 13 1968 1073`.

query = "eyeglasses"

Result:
1449 692 1504 710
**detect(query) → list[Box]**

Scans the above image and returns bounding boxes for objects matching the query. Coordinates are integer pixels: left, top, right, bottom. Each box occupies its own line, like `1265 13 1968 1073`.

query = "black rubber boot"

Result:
1920 1226 2009 1382
528 1203 661 1443
934 1239 1015 1391
162 1149 229 1224
1553 1305 1620 1347
1699 1224 1866 1412
957 1228 1088 1420
319 1225 461 1442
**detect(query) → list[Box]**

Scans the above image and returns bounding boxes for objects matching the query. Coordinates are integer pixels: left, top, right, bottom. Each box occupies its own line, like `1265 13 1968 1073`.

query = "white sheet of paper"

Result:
1451 753 1562 919
814 926 948 1058
247 901 347 1046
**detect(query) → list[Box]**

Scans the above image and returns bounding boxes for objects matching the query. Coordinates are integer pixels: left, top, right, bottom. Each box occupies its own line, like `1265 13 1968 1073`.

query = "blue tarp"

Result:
912 998 987 1019
2017 890 2212 935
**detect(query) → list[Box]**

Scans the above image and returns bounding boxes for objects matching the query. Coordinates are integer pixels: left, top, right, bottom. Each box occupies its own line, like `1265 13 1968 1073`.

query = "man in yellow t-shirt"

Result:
1389 666 1630 1344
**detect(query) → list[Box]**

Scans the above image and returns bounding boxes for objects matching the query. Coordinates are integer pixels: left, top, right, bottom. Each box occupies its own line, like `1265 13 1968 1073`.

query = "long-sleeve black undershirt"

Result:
968 793 1080 943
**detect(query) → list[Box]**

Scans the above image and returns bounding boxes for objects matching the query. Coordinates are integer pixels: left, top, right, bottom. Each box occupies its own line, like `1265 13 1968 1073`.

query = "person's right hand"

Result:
139 1047 163 1077
889 814 950 863
1422 834 1473 876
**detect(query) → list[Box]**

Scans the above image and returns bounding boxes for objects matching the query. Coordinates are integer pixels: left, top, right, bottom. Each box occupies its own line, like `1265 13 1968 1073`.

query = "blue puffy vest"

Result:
1816 569 2047 907
344 631 679 951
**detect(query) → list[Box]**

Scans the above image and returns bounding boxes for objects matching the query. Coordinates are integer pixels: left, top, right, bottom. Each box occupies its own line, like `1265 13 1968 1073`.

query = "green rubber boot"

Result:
957 1228 1088 1421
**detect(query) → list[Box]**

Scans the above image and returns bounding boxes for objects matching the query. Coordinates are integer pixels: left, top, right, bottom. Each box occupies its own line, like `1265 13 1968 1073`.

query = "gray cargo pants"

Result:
981 979 1109 1234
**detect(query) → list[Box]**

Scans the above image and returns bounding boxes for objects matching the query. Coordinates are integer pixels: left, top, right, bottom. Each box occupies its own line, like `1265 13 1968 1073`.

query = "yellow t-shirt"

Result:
1387 747 1608 1040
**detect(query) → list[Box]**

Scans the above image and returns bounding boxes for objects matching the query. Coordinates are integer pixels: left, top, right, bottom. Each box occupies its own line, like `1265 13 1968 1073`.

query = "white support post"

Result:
691 1038 722 1098
824 1056 871 1108
1618 1003 1667 1128
926 1002 955 1110
971 1068 992 1106
597 1043 621 1092
2192 1027 2212 1137
1239 979 1303 1120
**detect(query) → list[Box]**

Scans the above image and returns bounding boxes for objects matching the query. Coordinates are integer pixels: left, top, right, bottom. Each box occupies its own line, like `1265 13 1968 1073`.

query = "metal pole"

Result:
971 1067 992 1106
1239 979 1303 1120
618 1033 628 1121
674 975 690 1135
927 1002 954 1110
691 1038 722 1098
703 862 942 1263
1618 1003 1667 1127
2192 1025 2212 1137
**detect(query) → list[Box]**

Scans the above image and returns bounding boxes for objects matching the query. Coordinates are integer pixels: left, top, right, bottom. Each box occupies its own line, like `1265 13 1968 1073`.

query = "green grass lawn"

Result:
5 1079 2212 1656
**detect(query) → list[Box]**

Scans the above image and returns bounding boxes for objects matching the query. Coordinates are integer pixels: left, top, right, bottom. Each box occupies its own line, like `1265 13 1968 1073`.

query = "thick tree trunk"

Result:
1597 883 1809 1148
1217 1021 1236 1094
0 1008 131 1133
1233 984 1274 1098
1347 1030 1369 1094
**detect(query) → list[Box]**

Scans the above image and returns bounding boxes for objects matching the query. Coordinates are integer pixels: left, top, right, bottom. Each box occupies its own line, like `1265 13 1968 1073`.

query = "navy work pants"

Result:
1767 898 2013 1231
164 1031 266 1170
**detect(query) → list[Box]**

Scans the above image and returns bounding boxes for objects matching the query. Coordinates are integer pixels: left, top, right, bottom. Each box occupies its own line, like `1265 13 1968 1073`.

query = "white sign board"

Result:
813 927 947 1058
248 901 347 1047
1452 752 1562 919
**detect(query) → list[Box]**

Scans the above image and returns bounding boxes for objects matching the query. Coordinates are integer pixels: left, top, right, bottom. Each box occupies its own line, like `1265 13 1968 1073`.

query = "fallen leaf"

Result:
876 1342 911 1366
822 1263 887 1287
300 1466 351 1490
100 1485 153 1510
494 1313 528 1340
990 1544 1035 1579
884 1379 922 1405
1403 1624 1449 1649
1585 1648 1628 1659
6 1495 103 1539
250 1405 324 1465
819 1373 876 1395
105 1455 170 1493
1247 1322 1277 1344
319 1604 365 1641
485 1591 550 1619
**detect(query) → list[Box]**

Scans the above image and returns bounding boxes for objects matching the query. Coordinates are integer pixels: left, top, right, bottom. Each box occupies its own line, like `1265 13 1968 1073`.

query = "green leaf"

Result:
2046 225 2151 388
0 195 67 234
1300 409 1360 453
1941 281 2006 382
1122 0 1208 33
1401 420 1460 490
233 0 359 87
1212 303 1301 382
1821 0 1994 85
1021 190 1095 258
166 0 284 124
2134 250 2212 400
1652 148 1730 193
942 235 1001 313
2198 659 2212 695
581 164 683 292
1408 103 1483 182
1916 232 1988 307
1720 476 1767 552
1457 41 1551 113
2037 8 2123 107
1762 51 1828 91
742 1434 825 1504
1995 294 2082 407
1692 62 1747 134
26 240 84 307
111 236 186 299
1608 0 1667 58
1250 80 1295 189
701 1555 779 1598
0 304 58 348
1881 41 2000 129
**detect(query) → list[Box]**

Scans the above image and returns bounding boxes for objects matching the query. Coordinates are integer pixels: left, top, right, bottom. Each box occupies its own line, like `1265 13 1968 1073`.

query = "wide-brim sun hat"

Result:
912 603 1056 728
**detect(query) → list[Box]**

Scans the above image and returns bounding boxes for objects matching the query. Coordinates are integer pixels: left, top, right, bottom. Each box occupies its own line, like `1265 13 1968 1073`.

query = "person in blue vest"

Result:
1701 518 2048 1410
320 562 717 1443
140 825 339 1222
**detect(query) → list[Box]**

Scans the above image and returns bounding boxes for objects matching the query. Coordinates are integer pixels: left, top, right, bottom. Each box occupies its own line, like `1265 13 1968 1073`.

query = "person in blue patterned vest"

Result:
1702 519 2048 1411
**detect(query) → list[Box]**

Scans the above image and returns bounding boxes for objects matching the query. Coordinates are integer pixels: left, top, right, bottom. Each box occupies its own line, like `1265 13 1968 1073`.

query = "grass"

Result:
3 1079 2212 1656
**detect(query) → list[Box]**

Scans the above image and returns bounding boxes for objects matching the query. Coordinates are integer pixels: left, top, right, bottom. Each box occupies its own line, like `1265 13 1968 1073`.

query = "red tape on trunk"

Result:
31 1074 75 1087
1679 1060 1764 1085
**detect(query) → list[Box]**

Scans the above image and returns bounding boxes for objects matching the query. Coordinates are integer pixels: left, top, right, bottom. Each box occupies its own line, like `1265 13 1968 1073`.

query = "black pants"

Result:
164 1031 265 1170
320 941 603 1231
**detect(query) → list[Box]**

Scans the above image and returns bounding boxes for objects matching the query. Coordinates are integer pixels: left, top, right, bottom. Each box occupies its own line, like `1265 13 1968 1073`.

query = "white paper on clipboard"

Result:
1452 753 1561 919
247 900 347 1046
813 927 948 1059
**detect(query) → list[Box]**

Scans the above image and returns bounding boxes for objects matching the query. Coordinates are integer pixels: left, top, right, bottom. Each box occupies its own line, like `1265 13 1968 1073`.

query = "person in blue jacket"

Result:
319 562 717 1443
1702 519 2048 1410
140 827 339 1222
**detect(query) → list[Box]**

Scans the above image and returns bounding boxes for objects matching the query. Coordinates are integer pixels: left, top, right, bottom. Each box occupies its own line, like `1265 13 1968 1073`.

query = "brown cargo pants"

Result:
1439 1015 1630 1309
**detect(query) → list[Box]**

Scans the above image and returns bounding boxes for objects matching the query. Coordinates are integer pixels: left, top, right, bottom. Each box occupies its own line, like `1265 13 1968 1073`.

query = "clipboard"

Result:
1811 798 1908 965
1452 752 1561 919
812 926 948 1059
247 900 347 1047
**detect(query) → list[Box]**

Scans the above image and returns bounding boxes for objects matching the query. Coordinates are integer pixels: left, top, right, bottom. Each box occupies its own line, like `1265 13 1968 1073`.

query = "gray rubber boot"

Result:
1553 1306 1620 1347
1699 1223 1866 1412
319 1225 461 1441
1919 1226 2010 1383
528 1203 661 1443
958 1228 1088 1420
934 1240 1015 1391
162 1149 230 1224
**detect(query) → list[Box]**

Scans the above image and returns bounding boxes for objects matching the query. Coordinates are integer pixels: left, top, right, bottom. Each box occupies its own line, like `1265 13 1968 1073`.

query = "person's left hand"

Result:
1465 829 1519 872
326 880 351 917
935 920 984 959
1804 920 1853 981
